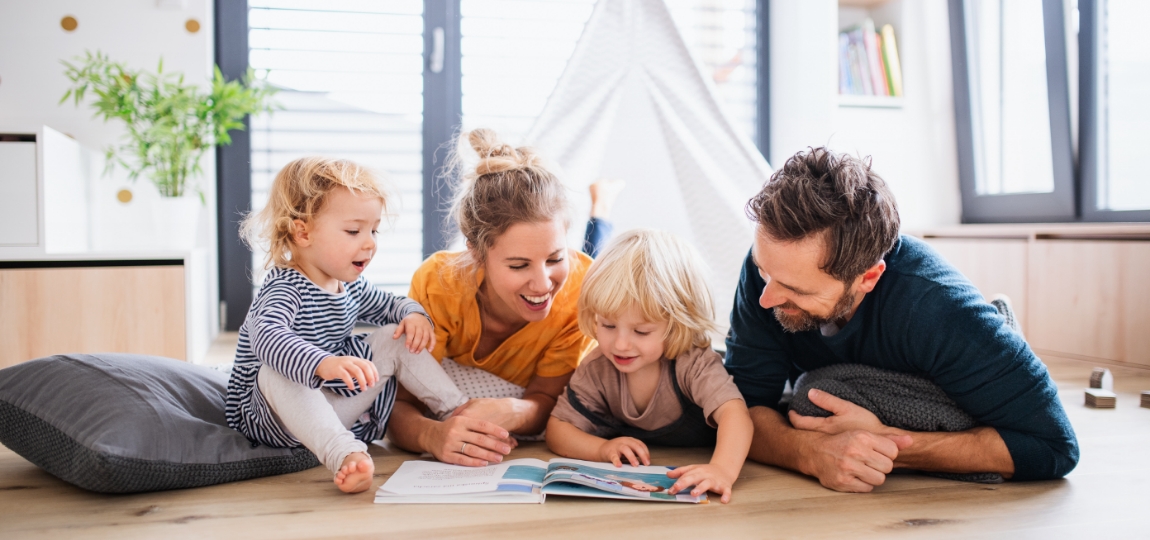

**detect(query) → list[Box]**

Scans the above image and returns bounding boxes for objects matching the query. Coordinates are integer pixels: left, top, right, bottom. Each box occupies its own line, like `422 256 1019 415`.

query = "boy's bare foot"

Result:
334 452 374 494
589 178 625 219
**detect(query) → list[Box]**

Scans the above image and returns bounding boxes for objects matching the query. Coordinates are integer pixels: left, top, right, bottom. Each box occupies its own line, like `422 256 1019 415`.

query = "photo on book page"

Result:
375 458 707 504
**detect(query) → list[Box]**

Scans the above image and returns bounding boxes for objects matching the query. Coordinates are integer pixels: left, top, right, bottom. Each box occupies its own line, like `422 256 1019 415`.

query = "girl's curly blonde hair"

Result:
241 156 389 270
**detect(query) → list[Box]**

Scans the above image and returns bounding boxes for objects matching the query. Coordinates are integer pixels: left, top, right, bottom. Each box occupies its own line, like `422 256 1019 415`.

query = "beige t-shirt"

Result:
551 346 745 437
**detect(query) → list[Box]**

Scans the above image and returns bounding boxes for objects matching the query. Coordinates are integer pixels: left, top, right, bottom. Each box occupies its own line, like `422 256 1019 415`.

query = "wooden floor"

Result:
2 357 1148 539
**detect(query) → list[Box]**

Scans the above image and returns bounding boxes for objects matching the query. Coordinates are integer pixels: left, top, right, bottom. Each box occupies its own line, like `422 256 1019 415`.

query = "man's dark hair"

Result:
745 147 900 282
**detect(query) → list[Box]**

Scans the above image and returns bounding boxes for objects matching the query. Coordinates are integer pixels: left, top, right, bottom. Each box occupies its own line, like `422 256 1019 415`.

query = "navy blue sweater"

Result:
724 235 1078 480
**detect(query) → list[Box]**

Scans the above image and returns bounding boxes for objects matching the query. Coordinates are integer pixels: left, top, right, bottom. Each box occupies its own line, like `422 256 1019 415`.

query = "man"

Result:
725 147 1078 492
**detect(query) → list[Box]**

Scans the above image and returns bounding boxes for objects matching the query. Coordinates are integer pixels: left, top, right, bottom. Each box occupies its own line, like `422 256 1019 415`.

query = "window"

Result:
1081 0 1150 219
248 0 426 294
459 0 597 144
951 0 1150 223
966 0 1055 196
216 0 770 329
950 0 1076 222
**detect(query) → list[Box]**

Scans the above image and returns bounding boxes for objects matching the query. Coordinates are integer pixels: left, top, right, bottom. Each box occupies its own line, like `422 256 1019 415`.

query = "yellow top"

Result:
408 250 595 388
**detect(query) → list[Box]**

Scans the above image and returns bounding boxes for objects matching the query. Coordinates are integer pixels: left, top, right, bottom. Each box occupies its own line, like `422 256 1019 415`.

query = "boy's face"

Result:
595 306 668 375
291 187 383 292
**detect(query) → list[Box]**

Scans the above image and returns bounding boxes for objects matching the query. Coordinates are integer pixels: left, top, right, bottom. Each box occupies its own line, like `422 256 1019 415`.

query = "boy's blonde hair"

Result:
578 229 718 359
241 156 389 270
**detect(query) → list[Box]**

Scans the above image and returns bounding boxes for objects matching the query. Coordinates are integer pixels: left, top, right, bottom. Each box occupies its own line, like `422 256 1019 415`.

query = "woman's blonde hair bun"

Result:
468 128 540 176
446 128 569 275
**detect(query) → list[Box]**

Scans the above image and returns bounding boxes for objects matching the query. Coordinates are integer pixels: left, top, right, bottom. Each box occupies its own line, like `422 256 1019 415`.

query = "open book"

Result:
374 458 708 504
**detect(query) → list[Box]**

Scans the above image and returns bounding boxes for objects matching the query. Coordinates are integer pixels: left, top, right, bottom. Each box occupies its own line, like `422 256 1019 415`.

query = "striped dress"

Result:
225 266 428 448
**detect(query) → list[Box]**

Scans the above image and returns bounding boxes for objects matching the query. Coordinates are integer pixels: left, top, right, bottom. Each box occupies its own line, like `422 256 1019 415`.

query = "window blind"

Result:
249 0 425 295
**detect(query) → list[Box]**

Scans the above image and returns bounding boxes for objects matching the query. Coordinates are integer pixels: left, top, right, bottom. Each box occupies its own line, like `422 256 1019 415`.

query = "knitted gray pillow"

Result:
0 353 319 494
791 364 1004 484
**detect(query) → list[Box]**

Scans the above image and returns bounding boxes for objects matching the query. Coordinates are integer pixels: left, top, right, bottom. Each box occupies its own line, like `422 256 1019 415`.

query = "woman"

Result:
386 128 619 466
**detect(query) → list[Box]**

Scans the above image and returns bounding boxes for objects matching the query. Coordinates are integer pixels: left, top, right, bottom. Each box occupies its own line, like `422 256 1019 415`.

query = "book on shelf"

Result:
374 458 709 504
839 18 903 98
881 23 904 96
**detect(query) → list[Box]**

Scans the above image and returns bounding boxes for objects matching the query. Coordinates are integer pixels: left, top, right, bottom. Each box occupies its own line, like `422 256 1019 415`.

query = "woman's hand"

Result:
598 437 651 467
393 313 436 353
666 463 739 504
420 415 516 467
315 356 378 391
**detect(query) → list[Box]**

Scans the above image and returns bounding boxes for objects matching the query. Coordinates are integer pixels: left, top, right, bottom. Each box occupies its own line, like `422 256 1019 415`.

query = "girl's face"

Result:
479 219 570 324
291 187 383 292
595 305 668 375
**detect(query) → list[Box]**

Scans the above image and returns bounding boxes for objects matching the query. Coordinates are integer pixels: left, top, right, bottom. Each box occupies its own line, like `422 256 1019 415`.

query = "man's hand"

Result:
788 388 894 436
393 313 436 353
804 430 912 492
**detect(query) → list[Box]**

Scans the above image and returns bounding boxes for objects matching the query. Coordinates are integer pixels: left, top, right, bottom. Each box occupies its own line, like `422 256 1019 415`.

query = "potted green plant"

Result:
60 50 277 248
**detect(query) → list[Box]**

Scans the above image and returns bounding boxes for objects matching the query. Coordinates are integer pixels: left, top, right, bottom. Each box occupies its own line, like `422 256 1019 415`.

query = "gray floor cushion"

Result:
0 353 319 494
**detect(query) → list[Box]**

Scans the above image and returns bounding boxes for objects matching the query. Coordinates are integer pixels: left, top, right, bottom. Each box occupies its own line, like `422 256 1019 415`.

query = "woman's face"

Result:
479 219 570 324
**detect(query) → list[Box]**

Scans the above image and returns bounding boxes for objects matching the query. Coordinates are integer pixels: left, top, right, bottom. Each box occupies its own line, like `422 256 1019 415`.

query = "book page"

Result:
542 459 707 503
380 459 548 496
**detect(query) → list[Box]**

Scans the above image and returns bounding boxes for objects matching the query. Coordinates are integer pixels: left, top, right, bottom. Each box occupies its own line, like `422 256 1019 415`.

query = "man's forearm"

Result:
747 406 816 476
892 426 1014 477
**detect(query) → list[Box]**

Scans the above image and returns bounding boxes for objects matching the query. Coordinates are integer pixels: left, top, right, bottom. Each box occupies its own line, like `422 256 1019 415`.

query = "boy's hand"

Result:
393 313 436 353
666 463 739 504
316 356 378 391
598 437 650 467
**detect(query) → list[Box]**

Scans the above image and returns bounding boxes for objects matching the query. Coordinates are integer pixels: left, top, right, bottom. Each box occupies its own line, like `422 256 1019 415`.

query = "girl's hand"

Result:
666 463 739 504
420 415 515 467
316 356 378 391
393 313 436 353
598 437 650 467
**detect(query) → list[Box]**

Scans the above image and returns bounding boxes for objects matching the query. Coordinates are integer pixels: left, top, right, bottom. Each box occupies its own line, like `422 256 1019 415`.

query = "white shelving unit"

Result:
837 0 904 109
838 95 905 108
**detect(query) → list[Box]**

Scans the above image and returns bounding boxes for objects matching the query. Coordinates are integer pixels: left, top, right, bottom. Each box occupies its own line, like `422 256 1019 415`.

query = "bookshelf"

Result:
837 0 904 108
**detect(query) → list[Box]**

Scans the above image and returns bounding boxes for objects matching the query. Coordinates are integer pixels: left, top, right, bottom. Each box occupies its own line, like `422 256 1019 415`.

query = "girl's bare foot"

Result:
589 178 625 219
334 452 374 494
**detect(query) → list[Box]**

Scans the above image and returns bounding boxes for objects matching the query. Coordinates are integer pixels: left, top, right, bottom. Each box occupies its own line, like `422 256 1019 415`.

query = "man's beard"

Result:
773 288 857 333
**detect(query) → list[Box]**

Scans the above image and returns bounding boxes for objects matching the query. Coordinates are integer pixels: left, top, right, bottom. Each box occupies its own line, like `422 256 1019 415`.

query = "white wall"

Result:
0 0 220 338
770 0 962 231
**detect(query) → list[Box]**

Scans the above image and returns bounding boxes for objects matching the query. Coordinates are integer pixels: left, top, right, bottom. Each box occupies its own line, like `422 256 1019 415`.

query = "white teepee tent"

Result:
524 0 774 327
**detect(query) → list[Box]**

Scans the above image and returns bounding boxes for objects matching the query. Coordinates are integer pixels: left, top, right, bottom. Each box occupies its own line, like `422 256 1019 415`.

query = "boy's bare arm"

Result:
545 417 651 467
709 400 753 476
666 399 752 503
545 417 609 461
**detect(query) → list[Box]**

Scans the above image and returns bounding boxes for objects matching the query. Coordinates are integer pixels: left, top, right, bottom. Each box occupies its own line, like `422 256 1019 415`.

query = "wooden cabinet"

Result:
922 225 1150 370
0 256 201 369
1027 240 1150 366
926 237 1029 335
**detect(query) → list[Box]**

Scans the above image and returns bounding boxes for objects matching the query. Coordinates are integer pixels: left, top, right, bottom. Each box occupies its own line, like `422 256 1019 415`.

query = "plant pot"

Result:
150 196 201 250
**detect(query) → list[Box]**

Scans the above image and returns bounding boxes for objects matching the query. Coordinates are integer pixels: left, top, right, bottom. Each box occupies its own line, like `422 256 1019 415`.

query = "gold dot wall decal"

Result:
61 16 78 31
116 189 133 204
185 19 200 33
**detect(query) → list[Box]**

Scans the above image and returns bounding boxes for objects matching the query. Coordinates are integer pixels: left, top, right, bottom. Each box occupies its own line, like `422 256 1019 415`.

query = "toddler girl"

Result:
226 157 467 494
546 229 753 503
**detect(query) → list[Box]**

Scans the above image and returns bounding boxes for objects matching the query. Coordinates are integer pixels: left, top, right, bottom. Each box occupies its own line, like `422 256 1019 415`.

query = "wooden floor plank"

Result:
2 357 1148 538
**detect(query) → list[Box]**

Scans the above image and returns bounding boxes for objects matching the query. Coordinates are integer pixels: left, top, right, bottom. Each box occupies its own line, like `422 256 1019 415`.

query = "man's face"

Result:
750 229 860 333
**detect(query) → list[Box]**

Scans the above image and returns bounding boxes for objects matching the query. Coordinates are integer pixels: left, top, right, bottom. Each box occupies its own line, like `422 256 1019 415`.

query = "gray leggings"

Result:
257 324 466 474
